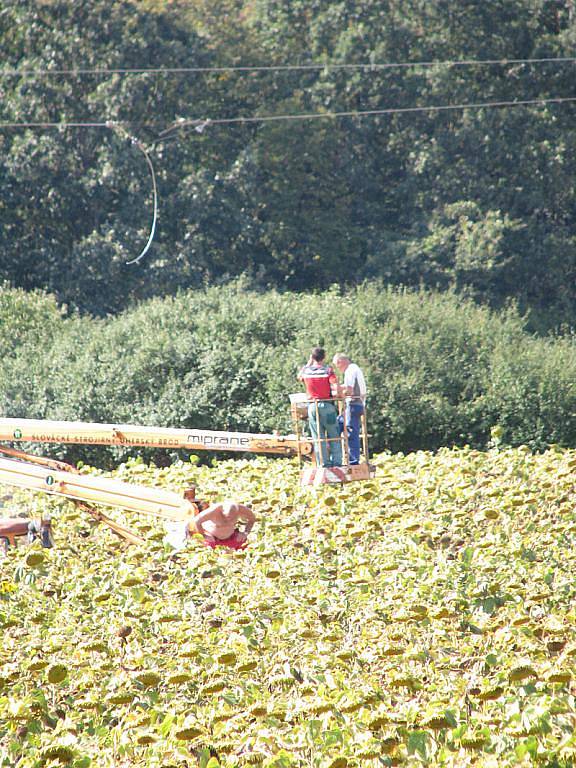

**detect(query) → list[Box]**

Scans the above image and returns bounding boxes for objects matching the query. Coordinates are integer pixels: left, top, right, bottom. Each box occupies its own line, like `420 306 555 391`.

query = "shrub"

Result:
0 282 575 462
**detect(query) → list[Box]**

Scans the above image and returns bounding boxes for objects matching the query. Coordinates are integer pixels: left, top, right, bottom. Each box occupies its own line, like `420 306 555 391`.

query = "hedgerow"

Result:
1 281 575 463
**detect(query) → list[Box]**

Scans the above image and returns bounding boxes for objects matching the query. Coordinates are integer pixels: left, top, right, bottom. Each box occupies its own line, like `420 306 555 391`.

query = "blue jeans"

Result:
341 402 364 465
308 402 343 468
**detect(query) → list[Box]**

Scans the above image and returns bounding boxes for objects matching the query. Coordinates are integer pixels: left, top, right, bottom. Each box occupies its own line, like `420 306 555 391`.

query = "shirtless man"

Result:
192 500 255 551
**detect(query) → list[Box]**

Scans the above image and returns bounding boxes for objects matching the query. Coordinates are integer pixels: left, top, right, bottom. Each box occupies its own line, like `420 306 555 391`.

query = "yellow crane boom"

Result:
0 447 202 547
0 403 372 549
0 455 194 522
0 417 312 456
0 414 314 548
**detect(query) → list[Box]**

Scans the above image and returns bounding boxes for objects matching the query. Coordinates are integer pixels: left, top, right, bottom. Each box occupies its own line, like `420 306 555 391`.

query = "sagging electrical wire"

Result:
2 95 575 132
2 94 575 266
158 96 576 137
1 55 576 77
125 140 157 266
106 122 158 266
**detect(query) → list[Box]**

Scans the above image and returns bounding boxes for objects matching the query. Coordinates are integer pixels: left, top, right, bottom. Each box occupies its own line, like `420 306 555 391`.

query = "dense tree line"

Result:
1 0 575 328
1 282 575 465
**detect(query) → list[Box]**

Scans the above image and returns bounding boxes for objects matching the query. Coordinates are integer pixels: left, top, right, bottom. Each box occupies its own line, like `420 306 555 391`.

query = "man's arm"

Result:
356 366 367 398
328 367 340 397
333 376 352 398
297 363 309 382
192 503 222 536
344 365 363 398
221 501 255 534
237 504 256 534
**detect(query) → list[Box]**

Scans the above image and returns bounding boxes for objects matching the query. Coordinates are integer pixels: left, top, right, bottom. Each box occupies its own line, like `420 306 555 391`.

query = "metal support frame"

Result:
0 446 201 545
289 395 374 485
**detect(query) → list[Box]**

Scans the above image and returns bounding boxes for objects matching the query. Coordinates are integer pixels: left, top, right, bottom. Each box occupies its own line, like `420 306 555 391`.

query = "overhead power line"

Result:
0 95 575 131
1 56 576 78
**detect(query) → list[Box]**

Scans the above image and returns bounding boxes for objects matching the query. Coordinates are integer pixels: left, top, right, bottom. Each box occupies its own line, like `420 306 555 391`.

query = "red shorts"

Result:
202 529 248 551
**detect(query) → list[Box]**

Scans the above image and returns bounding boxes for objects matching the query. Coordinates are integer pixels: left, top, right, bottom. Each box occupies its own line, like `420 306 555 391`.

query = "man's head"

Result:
310 347 326 363
332 353 350 373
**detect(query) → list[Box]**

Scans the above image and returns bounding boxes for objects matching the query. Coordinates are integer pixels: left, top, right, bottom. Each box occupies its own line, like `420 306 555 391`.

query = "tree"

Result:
1 0 576 328
0 0 210 313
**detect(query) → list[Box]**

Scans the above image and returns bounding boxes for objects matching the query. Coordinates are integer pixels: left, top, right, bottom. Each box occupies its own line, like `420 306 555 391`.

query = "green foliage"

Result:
0 284 65 358
0 0 210 314
1 1 576 326
2 445 576 766
1 283 575 463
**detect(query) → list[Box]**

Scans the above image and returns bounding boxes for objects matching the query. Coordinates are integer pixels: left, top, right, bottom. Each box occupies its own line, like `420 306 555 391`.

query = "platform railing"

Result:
289 394 369 470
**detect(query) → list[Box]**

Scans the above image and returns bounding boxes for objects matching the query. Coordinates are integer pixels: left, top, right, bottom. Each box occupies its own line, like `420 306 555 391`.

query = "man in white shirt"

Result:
332 353 367 465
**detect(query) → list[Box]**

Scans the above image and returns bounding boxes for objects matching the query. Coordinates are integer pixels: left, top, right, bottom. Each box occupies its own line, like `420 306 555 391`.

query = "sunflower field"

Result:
2 446 576 768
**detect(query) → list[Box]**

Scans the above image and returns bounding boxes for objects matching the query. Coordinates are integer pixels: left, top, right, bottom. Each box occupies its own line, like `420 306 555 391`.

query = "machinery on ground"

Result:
0 400 373 549
0 444 203 550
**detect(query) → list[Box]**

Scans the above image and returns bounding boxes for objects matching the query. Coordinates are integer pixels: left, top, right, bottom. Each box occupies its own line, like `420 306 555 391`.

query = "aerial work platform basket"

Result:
289 393 375 485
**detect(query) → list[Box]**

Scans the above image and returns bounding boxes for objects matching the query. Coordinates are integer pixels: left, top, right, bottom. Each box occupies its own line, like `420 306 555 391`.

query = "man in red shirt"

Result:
298 348 343 468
